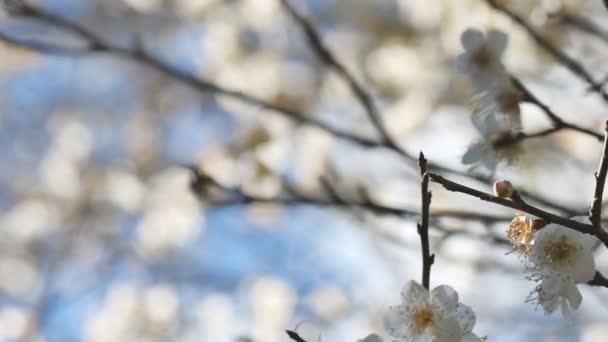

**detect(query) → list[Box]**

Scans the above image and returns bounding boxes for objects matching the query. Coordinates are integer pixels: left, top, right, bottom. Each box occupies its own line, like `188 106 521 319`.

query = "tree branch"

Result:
486 0 608 102
589 121 608 227
589 271 608 287
280 1 391 143
0 2 583 218
417 153 434 290
510 76 604 142
286 330 307 342
561 13 608 45
428 172 608 247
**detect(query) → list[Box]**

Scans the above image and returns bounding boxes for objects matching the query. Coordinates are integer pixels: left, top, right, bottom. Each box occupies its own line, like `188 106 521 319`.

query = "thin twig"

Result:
428 172 608 247
280 0 391 144
510 76 604 142
417 152 434 290
2 2 380 148
589 121 608 227
189 166 514 223
486 0 608 102
0 2 583 217
561 13 608 45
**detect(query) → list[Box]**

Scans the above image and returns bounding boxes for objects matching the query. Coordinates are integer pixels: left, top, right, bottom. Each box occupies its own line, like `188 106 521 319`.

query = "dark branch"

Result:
428 172 608 248
417 152 434 290
280 0 390 143
279 0 416 162
2 2 380 149
589 271 608 287
561 13 608 45
189 166 513 223
486 0 608 102
511 77 604 142
286 330 307 342
589 122 608 227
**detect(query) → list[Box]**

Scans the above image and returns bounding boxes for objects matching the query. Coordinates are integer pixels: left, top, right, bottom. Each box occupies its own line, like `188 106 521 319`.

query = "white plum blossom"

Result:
384 280 482 342
522 219 597 317
455 29 509 90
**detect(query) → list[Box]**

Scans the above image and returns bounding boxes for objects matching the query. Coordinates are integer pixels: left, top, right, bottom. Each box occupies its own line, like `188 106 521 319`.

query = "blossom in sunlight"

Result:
506 214 535 251
523 221 597 317
384 280 483 342
455 29 509 90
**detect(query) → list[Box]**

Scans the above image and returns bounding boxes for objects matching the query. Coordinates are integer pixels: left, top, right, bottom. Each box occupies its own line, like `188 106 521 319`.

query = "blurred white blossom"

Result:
455 29 508 91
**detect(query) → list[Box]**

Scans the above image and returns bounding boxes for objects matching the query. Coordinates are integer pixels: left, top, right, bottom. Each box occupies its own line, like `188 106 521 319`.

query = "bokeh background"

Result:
1 0 608 341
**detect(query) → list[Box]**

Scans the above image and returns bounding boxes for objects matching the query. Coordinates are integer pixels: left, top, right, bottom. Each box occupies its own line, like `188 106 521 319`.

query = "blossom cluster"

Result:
506 215 598 317
455 29 524 172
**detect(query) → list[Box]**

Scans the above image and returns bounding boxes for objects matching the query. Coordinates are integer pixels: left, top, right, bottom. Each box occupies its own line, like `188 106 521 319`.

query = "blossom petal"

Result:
486 29 508 56
461 29 484 50
462 333 484 342
462 143 483 164
455 54 470 74
384 305 408 338
563 281 582 310
541 295 559 314
561 299 574 320
431 285 459 313
454 304 476 334
432 316 462 342
401 280 429 306
569 249 595 283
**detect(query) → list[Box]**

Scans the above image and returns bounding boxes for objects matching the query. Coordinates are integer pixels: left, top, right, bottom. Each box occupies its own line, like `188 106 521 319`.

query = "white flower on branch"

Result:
522 220 597 317
455 29 509 91
506 214 536 251
384 280 483 342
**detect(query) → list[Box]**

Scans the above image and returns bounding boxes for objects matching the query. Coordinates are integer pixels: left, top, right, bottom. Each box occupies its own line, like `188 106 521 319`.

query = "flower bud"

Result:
493 180 514 199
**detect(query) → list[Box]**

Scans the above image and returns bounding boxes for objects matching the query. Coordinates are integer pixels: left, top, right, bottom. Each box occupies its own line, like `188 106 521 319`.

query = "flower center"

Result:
506 215 532 251
472 45 492 68
545 238 574 263
412 307 435 330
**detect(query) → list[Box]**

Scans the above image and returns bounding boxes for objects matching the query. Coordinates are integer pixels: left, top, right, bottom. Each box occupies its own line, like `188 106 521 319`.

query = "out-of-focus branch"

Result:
1 2 381 148
188 166 514 223
510 77 604 143
486 0 608 102
561 13 608 45
0 2 582 217
279 0 400 152
590 122 608 227
428 172 608 248
417 153 434 289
